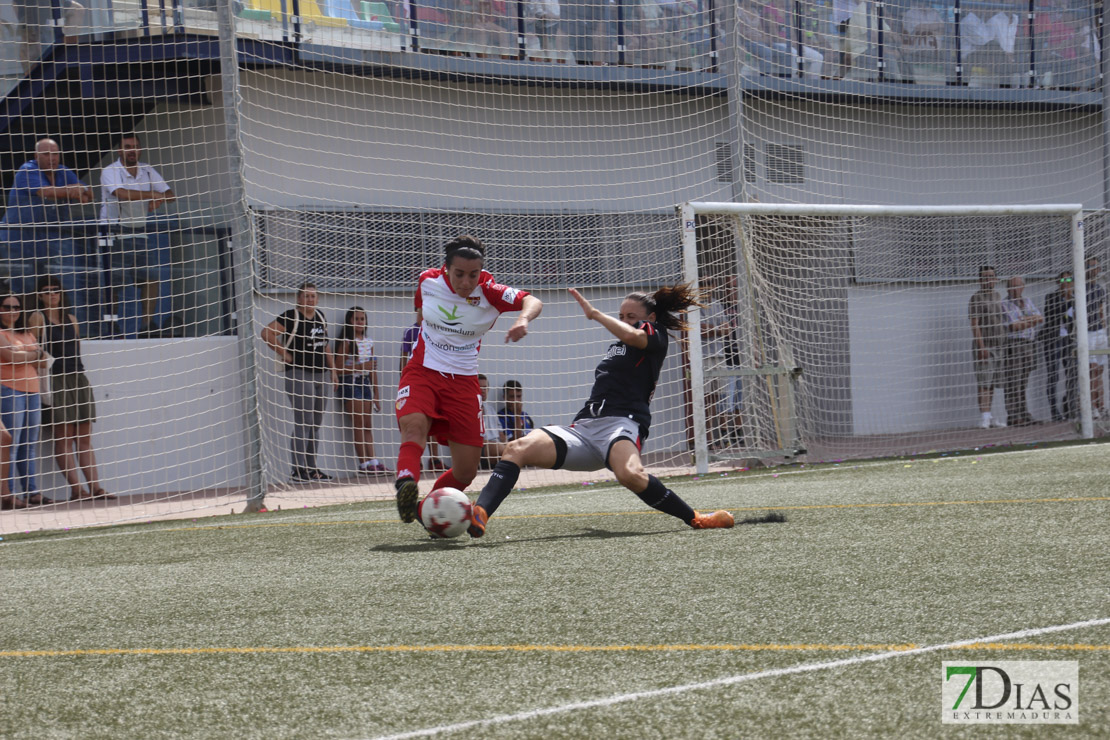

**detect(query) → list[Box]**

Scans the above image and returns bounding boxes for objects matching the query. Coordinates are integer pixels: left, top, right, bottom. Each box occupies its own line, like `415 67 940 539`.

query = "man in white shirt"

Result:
99 133 176 336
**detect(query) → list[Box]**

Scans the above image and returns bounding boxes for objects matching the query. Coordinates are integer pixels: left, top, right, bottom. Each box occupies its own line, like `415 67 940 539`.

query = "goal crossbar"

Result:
685 203 1085 218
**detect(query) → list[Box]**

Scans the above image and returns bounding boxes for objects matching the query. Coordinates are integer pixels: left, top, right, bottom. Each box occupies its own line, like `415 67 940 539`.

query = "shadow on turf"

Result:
370 527 679 552
738 511 787 525
371 514 786 552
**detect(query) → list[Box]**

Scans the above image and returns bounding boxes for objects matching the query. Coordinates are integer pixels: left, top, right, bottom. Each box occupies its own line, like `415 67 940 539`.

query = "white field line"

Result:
366 617 1110 740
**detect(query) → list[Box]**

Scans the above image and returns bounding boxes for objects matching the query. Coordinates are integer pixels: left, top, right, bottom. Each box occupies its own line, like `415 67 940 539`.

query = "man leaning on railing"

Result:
0 137 94 334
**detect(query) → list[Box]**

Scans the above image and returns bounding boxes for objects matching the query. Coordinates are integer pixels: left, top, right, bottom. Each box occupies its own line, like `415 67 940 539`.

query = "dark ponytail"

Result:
625 282 705 331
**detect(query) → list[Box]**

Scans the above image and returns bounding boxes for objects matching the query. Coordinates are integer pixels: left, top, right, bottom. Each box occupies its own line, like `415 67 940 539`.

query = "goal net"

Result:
683 201 1092 469
2 0 1107 534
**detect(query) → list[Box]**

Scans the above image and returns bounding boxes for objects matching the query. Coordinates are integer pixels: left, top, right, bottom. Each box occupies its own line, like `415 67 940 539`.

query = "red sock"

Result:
396 441 424 482
433 468 465 492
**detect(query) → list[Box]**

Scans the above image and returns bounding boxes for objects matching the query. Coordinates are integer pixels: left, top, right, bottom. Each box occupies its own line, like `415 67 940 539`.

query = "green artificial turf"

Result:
1 443 1107 738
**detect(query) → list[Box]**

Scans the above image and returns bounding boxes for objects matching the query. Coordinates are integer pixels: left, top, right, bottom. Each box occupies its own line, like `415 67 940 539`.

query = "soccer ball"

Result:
418 487 473 539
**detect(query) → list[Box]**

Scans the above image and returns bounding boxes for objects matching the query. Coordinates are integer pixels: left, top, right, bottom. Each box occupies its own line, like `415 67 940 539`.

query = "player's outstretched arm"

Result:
505 294 543 343
568 288 647 348
568 287 600 320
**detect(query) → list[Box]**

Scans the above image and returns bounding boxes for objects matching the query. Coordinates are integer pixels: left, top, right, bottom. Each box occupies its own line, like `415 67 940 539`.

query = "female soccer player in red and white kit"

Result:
394 235 543 523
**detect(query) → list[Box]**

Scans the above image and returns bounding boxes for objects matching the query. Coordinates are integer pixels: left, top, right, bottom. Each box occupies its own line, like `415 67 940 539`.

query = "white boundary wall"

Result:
42 338 250 499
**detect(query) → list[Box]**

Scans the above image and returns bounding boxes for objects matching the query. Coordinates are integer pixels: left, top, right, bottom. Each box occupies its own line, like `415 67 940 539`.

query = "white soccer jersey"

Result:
409 267 529 375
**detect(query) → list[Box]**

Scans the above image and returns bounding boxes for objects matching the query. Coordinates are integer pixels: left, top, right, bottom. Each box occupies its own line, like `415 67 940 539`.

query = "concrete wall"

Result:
848 280 1060 435
39 337 250 499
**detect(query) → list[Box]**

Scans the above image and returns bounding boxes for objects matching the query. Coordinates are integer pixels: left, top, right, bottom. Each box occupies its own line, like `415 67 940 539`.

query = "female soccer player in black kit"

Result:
468 284 735 537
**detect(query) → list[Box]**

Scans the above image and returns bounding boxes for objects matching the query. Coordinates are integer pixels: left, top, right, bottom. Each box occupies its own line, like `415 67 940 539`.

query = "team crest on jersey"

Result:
397 385 410 410
466 296 481 306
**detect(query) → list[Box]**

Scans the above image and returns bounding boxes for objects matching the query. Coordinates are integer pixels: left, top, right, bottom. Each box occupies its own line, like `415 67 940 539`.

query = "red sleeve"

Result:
638 320 665 352
479 272 530 313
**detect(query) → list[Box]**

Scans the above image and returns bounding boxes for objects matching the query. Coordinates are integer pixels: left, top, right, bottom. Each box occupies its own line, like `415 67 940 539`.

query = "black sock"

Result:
635 475 696 524
475 460 521 518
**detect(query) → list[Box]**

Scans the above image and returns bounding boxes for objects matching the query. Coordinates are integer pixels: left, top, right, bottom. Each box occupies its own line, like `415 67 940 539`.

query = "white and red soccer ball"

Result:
417 487 473 539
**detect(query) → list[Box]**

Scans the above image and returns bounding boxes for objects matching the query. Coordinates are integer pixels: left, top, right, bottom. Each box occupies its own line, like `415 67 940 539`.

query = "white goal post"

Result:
681 202 1093 475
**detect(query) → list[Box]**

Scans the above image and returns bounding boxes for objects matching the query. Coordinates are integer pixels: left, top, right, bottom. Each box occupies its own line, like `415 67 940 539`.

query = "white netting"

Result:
0 0 255 533
687 203 1098 464
1 0 1107 532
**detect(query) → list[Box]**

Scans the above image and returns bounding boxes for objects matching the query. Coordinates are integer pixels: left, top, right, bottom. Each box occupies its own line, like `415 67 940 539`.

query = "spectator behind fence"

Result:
498 379 536 441
29 275 112 501
969 265 1006 428
1040 270 1077 422
564 0 609 64
0 137 93 333
260 282 338 483
11 0 87 62
1000 276 1043 427
759 0 824 77
1085 257 1107 418
738 0 779 76
1033 0 1084 88
0 292 46 505
457 0 514 56
527 0 561 56
478 373 507 468
334 306 387 475
400 312 447 472
99 133 176 338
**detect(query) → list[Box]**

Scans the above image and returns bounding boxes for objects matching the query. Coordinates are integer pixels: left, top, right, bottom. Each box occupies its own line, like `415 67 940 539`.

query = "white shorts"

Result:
541 416 642 472
1089 329 1108 367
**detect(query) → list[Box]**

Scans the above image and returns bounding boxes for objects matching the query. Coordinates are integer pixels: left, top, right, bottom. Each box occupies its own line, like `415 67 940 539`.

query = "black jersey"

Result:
277 308 330 371
573 320 668 439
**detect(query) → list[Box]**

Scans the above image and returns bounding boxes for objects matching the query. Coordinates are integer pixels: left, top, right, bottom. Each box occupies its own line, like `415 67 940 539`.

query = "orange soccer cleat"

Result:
691 510 735 529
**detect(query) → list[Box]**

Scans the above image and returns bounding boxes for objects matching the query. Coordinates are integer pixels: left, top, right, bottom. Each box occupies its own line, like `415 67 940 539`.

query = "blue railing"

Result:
0 0 1102 89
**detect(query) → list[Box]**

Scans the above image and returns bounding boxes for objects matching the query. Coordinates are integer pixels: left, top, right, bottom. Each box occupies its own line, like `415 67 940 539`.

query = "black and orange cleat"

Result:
467 503 488 538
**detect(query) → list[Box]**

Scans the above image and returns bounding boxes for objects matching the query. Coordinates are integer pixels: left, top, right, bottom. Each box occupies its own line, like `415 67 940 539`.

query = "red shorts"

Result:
396 364 483 447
